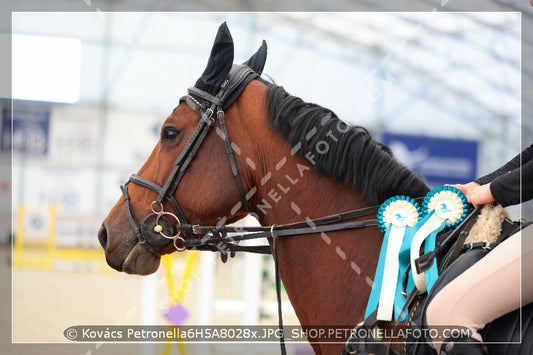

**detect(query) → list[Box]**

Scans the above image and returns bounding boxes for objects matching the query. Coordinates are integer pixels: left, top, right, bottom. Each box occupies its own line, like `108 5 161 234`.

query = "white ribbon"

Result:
376 225 405 320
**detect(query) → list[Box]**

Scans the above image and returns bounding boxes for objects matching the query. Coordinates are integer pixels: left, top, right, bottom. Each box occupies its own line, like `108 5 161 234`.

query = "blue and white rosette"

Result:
423 185 470 231
365 196 420 321
408 186 470 294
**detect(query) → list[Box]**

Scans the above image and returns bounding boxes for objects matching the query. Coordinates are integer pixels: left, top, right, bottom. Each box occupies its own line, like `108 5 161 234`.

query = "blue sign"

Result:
10 102 50 156
381 133 478 187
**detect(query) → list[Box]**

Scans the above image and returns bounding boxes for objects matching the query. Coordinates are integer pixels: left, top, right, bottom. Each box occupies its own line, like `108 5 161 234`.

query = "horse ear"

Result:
195 22 234 95
243 40 267 75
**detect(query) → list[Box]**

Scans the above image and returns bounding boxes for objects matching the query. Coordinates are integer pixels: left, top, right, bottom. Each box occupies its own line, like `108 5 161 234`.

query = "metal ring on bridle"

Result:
151 200 185 244
157 209 186 252
151 201 164 214
173 236 187 252
155 211 182 239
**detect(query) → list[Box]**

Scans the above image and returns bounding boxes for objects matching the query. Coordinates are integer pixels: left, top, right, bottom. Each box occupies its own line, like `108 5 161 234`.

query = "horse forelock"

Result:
265 84 430 204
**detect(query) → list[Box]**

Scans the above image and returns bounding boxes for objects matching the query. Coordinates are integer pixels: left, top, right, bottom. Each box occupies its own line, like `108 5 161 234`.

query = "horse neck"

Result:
236 81 371 225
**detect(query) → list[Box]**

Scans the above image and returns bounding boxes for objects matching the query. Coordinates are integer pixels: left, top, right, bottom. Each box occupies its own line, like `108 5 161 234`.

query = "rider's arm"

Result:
474 143 532 186
489 158 533 207
456 144 533 207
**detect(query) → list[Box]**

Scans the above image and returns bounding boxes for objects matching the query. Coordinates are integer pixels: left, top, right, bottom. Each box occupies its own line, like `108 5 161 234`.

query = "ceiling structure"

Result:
4 2 529 141
260 11 522 132
4 0 532 216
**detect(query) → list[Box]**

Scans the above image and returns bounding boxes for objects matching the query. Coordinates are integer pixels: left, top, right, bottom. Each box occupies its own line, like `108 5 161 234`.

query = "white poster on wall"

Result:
49 105 100 165
14 164 97 215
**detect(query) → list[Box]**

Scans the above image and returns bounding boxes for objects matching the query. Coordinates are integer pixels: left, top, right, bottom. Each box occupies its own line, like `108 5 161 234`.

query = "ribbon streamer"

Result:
365 196 420 321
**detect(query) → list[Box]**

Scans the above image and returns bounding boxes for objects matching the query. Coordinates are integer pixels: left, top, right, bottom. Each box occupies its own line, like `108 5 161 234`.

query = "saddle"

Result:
343 207 533 355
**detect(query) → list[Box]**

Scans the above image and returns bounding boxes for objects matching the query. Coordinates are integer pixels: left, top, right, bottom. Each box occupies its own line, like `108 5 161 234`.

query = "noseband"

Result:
121 64 260 257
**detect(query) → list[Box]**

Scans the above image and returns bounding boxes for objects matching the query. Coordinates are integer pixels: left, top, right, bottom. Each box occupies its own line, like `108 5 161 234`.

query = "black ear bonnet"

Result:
193 22 267 98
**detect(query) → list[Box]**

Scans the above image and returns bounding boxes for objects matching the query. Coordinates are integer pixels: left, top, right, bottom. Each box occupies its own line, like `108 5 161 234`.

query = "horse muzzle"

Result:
97 221 162 275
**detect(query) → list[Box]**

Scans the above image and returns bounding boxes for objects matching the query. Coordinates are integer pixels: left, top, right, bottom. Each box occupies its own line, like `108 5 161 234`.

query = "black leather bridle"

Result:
120 62 388 261
121 64 259 258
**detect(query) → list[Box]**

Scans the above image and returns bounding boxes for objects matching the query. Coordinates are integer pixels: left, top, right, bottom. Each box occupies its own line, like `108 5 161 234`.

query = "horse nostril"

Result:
98 224 107 250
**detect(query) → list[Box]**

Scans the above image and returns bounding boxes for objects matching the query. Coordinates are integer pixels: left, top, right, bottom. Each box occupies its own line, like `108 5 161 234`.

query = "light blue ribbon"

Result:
364 223 404 319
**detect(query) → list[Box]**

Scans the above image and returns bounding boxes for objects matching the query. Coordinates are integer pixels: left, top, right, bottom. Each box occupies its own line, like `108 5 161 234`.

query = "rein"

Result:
181 205 382 255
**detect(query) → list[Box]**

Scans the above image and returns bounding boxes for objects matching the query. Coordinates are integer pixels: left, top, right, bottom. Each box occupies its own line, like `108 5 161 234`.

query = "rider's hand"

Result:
451 182 480 197
452 182 495 207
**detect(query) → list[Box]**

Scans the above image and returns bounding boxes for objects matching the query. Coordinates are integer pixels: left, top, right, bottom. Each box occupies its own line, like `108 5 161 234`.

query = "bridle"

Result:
120 63 389 261
121 64 259 258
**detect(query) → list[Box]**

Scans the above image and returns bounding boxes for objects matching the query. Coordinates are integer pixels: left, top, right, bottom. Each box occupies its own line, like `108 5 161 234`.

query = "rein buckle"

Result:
192 225 202 235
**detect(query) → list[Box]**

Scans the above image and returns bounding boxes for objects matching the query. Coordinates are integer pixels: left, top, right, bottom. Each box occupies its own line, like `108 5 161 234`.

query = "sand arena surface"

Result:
12 266 147 342
6 245 307 354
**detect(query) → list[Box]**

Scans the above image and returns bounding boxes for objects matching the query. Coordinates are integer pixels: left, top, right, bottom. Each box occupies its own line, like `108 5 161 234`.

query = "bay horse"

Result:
98 23 528 354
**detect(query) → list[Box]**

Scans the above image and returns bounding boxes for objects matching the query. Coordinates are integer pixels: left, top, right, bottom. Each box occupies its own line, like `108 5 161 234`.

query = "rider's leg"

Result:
426 223 533 353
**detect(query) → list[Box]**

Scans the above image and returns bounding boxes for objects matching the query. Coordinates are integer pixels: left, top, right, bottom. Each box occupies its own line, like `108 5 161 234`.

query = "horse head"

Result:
98 22 269 275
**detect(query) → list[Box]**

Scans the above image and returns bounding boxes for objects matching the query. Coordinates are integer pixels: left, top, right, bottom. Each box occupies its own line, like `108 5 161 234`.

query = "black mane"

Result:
265 85 430 205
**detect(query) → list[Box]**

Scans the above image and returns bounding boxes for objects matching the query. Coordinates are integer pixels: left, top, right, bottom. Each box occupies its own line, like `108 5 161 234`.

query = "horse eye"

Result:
162 127 180 142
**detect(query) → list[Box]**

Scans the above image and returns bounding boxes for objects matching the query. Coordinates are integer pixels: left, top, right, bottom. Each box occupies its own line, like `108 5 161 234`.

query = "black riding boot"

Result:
440 335 487 355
